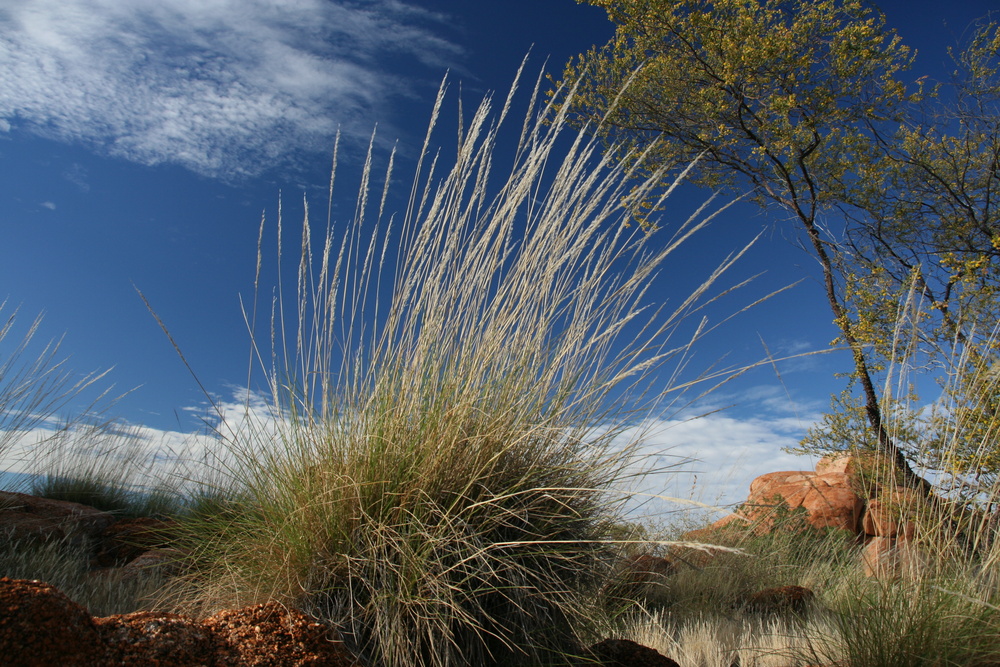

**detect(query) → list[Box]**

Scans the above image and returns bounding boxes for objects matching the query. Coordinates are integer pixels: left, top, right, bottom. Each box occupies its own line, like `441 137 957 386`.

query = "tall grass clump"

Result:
165 64 752 667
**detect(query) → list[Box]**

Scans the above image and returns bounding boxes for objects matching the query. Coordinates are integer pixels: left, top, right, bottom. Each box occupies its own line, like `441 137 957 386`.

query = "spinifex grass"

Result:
162 64 754 667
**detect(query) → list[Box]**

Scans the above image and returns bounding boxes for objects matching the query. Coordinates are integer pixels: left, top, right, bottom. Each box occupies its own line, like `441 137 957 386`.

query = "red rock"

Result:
0 490 116 546
625 553 677 582
0 577 107 666
861 536 927 579
116 547 184 582
743 471 864 533
815 453 898 497
815 453 857 476
861 487 924 538
748 471 815 495
585 638 680 666
611 554 678 600
203 601 359 666
97 610 218 666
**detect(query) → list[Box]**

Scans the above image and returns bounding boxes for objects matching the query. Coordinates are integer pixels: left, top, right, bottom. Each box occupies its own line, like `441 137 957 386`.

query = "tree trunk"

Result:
799 213 933 495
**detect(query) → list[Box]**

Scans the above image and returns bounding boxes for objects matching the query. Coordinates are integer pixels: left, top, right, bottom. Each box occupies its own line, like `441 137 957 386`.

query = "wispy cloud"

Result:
611 386 825 522
0 0 462 179
624 413 821 515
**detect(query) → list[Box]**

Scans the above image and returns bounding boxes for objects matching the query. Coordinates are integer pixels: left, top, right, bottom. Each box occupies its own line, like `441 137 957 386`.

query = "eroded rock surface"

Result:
0 577 106 667
204 601 358 666
0 577 361 667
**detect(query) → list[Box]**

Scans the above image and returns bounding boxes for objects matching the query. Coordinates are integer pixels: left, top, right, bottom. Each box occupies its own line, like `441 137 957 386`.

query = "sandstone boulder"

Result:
862 486 925 539
815 452 901 497
861 536 927 580
743 471 864 533
123 546 182 574
625 553 677 582
748 470 816 495
92 516 176 568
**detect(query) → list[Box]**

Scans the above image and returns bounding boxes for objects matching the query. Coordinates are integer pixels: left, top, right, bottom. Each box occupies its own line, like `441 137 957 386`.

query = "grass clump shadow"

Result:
152 63 757 667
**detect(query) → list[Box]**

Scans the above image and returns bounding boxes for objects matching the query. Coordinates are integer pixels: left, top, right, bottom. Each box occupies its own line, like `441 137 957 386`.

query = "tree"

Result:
554 0 930 490
828 21 1000 492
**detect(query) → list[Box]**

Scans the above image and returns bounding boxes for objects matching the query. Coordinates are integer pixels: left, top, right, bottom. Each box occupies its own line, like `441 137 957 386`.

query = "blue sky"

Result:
1 0 996 511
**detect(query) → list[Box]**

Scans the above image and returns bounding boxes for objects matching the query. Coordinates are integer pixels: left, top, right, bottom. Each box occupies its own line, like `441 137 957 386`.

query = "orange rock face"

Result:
743 470 864 533
861 486 925 539
861 536 927 580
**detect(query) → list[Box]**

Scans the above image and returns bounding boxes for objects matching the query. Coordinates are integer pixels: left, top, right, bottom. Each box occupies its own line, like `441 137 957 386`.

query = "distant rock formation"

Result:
682 453 935 579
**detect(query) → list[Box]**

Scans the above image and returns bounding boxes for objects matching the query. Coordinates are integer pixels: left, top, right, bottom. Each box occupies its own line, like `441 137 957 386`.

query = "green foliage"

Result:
795 389 927 460
560 0 1000 486
555 0 925 481
824 20 1000 483
556 0 913 216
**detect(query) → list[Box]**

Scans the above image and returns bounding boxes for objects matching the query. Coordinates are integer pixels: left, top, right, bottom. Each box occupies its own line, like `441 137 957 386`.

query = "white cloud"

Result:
0 0 462 179
0 388 284 494
635 415 817 500
608 392 825 524
39 201 56 210
1 384 825 534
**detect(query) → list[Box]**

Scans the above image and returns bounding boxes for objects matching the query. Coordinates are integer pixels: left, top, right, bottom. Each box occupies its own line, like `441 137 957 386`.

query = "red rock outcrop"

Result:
741 469 865 533
861 486 924 539
92 516 176 568
861 535 927 580
624 553 677 583
0 577 361 666
676 454 934 580
0 577 106 667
